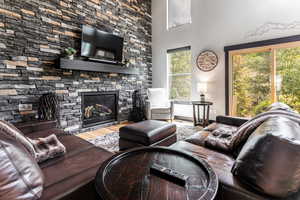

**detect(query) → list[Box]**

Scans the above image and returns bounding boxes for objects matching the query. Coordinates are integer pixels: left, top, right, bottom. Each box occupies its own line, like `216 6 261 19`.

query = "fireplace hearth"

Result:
82 91 119 128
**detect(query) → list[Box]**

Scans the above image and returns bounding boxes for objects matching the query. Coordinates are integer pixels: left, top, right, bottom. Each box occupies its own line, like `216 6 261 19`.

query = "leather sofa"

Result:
10 114 299 199
15 120 113 200
171 115 300 200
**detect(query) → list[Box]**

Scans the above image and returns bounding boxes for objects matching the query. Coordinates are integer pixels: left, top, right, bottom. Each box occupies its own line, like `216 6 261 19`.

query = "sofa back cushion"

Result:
0 129 44 200
266 102 298 113
232 117 300 198
0 120 35 157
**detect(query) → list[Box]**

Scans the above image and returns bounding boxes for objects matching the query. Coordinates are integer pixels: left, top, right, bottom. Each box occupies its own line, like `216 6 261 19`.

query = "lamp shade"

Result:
197 82 207 93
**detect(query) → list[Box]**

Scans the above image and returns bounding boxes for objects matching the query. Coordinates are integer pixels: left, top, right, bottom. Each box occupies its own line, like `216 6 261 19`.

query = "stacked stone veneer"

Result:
0 0 152 133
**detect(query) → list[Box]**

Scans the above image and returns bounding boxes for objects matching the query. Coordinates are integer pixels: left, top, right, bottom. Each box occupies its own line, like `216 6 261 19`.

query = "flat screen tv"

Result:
81 25 124 63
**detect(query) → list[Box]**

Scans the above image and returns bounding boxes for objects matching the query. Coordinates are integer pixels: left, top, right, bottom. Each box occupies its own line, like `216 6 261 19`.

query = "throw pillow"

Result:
29 134 66 163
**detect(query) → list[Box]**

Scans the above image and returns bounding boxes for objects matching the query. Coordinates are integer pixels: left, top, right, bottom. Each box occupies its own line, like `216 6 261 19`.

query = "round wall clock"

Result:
196 50 218 72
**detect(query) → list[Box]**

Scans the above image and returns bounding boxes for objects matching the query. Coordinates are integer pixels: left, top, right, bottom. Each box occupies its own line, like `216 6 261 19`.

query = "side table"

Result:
192 101 213 127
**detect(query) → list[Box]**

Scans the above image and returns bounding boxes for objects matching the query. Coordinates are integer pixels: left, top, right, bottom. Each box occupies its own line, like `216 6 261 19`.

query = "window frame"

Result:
167 46 192 101
224 35 300 115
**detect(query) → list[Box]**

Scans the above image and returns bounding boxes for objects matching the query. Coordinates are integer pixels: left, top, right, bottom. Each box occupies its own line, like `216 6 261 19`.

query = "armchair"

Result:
145 88 174 121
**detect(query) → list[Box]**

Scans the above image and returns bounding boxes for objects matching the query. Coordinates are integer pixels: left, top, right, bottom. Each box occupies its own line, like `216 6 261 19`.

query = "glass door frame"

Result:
224 35 300 115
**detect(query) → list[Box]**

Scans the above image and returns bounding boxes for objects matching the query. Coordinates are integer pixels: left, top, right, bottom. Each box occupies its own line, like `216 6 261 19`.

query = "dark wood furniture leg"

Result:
192 101 213 127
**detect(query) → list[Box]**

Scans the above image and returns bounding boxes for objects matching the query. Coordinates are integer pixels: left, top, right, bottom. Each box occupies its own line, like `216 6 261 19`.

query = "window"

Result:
167 0 192 29
228 41 300 117
167 47 192 100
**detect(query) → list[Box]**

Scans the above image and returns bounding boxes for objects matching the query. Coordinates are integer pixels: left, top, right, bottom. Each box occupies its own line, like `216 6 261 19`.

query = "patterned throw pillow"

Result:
29 134 66 163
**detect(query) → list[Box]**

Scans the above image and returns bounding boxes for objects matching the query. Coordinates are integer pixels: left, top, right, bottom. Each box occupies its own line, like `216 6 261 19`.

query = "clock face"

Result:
196 50 218 72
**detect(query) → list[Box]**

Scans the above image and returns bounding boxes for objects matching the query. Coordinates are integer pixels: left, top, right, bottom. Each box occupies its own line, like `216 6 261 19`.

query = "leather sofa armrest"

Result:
216 115 249 127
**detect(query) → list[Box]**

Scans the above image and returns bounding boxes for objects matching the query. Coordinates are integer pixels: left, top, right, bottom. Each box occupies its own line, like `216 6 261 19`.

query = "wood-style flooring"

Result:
77 120 193 141
77 122 132 140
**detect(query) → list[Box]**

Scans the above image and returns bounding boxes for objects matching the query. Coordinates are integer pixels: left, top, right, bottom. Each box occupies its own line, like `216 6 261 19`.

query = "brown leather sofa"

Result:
171 115 300 200
11 115 300 200
15 120 113 200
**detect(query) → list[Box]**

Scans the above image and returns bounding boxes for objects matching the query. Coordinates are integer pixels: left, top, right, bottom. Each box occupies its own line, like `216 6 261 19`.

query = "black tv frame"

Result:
81 25 124 64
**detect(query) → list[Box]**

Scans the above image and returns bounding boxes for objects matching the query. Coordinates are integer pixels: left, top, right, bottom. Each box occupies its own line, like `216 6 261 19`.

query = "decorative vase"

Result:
68 55 74 60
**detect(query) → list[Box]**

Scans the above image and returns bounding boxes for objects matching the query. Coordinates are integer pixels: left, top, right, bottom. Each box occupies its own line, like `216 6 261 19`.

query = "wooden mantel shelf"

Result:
60 58 139 75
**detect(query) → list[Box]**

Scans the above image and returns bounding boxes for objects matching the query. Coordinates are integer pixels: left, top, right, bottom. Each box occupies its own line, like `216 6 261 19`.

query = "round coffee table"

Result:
95 147 218 200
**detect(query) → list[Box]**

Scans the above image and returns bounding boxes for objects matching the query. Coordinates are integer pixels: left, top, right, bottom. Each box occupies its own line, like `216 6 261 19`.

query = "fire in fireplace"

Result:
81 91 119 128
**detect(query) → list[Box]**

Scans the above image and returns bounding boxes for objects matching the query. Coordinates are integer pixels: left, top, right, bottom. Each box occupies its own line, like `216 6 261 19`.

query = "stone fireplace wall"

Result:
0 0 152 133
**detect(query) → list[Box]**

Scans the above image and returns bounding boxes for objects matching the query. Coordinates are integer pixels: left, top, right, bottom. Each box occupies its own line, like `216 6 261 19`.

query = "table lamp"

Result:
197 82 207 102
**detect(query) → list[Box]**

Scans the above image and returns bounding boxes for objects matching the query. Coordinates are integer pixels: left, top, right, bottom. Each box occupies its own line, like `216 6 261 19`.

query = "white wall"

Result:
152 0 300 119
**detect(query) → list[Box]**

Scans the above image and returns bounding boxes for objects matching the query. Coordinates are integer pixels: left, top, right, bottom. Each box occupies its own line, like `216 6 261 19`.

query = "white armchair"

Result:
145 88 174 121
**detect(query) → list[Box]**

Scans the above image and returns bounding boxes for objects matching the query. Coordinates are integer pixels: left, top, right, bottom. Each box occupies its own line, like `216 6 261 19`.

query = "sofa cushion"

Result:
216 116 249 127
185 122 238 153
232 117 300 198
185 130 210 146
119 120 176 145
0 130 44 200
0 120 35 157
266 102 297 113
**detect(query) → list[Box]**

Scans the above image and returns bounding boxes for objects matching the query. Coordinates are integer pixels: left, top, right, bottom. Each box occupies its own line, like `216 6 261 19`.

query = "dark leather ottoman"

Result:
119 120 177 151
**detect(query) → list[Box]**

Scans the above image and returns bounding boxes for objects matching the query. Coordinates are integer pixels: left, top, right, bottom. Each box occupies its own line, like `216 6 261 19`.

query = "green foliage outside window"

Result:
232 52 271 117
232 46 300 117
168 50 192 100
277 47 300 112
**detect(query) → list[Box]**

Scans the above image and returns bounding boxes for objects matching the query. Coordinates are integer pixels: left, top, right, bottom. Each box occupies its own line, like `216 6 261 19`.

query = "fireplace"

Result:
81 91 119 128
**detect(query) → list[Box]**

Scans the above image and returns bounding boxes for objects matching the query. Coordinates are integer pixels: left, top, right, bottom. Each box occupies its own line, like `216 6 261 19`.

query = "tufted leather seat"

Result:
185 116 248 154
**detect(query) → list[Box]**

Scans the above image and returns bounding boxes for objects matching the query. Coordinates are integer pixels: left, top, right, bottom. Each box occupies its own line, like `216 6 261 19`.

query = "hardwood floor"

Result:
77 120 194 141
77 122 132 140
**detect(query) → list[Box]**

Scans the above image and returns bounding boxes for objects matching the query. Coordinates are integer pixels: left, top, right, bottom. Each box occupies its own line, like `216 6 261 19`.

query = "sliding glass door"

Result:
231 51 271 117
229 42 300 117
276 47 300 112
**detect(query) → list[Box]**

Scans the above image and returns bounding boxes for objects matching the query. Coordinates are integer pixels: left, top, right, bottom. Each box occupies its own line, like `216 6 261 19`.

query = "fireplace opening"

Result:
82 91 119 128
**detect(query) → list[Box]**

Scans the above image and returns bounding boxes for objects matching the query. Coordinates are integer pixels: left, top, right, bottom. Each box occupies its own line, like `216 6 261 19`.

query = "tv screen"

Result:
81 25 124 63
